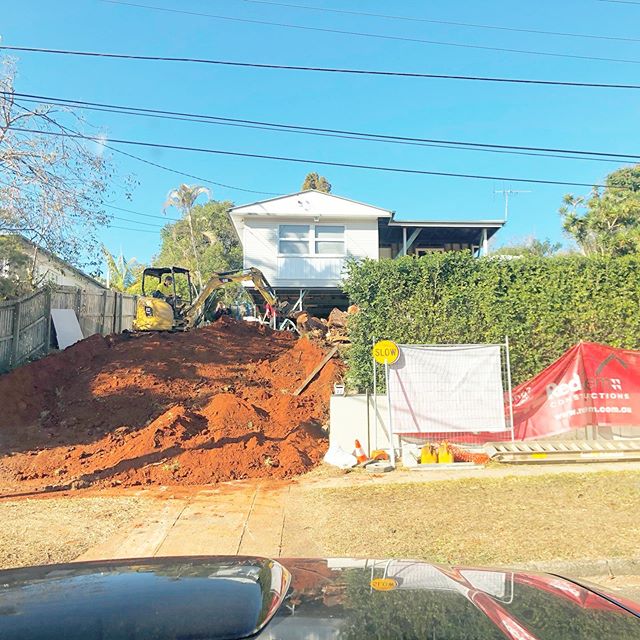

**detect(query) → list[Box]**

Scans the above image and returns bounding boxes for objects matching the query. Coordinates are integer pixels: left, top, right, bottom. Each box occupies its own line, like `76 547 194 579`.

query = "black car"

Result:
0 556 638 639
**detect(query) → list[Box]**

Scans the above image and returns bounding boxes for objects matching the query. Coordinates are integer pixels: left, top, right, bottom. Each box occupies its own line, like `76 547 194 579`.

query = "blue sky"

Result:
3 0 640 266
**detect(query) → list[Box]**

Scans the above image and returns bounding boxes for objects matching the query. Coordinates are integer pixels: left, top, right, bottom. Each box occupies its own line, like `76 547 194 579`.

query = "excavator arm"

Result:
183 267 291 329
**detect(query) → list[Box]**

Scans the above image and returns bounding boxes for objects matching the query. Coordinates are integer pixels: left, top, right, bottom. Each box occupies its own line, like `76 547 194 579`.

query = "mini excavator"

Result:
133 266 292 331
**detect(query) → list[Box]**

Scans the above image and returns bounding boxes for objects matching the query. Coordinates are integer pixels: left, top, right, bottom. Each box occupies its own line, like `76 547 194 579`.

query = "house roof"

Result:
3 234 107 290
230 189 393 216
388 219 505 229
229 190 392 239
379 217 505 247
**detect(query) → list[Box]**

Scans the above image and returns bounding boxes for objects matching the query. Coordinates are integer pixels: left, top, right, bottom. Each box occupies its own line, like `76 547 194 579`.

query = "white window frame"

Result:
278 224 311 256
277 223 346 257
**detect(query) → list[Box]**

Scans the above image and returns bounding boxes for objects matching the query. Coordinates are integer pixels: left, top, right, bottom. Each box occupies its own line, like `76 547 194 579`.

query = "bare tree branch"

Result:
0 56 124 270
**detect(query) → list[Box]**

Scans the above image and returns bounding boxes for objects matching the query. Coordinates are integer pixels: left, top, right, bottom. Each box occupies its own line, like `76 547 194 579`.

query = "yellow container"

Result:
420 445 438 464
437 442 454 464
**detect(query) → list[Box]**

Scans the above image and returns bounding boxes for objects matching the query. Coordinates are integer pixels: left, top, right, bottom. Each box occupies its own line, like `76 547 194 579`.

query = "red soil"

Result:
0 317 341 494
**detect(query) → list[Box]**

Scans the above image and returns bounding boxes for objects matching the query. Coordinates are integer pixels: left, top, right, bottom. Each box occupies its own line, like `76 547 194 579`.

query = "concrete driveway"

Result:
78 480 298 561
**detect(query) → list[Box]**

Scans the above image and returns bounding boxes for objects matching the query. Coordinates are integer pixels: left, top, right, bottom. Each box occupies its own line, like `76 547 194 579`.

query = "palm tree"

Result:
102 245 140 292
163 184 210 288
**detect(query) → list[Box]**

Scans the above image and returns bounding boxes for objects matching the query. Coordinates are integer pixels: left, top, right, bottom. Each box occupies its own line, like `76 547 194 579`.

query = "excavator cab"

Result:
133 266 194 331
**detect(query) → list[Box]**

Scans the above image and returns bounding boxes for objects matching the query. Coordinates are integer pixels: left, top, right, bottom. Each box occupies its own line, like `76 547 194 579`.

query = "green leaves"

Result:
101 245 141 293
343 252 640 390
561 165 640 256
301 172 332 193
155 199 243 301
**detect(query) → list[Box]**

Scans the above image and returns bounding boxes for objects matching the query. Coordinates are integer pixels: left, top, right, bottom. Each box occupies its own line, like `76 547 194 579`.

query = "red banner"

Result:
512 342 640 440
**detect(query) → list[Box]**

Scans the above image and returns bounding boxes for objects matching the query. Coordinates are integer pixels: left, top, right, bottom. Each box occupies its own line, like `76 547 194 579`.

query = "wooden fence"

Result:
0 286 137 372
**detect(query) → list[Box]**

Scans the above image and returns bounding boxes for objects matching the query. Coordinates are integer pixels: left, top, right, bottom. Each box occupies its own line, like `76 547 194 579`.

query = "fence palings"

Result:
0 286 137 372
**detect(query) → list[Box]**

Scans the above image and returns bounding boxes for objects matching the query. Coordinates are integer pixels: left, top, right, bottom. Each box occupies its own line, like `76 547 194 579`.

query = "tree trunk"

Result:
29 245 39 288
186 208 203 288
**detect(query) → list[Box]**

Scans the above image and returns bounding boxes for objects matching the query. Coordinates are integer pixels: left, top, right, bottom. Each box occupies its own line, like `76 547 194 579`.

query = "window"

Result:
278 224 346 256
278 224 310 255
315 225 345 255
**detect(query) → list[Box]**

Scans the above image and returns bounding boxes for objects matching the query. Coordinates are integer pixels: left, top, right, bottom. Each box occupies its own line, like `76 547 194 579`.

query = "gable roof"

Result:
229 189 392 239
230 189 392 216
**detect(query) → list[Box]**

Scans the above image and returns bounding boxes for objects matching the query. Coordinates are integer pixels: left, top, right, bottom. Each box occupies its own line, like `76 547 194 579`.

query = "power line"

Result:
7 102 277 232
111 216 163 230
10 126 617 189
106 224 161 233
239 0 640 43
9 99 279 197
103 203 180 222
102 141 279 195
99 0 640 65
110 213 164 227
2 45 639 90
7 90 639 163
597 0 640 4
0 152 165 235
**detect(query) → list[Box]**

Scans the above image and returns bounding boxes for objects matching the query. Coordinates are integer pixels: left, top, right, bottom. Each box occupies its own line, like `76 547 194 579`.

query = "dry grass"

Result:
286 470 640 565
0 496 149 569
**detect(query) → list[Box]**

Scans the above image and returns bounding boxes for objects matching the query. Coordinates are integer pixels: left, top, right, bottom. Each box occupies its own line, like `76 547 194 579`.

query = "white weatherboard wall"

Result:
230 190 390 289
26 250 105 292
242 218 379 288
329 394 391 454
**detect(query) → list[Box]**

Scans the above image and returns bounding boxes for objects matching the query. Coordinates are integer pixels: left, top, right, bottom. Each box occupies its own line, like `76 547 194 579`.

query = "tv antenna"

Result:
495 188 531 220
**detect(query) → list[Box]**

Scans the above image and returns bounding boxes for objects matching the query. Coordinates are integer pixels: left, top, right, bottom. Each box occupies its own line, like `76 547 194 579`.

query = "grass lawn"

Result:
287 470 640 565
0 496 149 569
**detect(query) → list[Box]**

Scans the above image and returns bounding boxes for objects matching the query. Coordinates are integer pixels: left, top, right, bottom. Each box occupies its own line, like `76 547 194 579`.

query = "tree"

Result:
0 235 31 300
0 57 123 271
560 165 640 256
301 172 332 193
163 184 210 287
155 199 242 298
493 236 562 257
101 245 143 293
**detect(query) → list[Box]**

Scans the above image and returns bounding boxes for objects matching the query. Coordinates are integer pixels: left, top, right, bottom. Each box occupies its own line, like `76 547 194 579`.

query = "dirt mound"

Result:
0 317 342 493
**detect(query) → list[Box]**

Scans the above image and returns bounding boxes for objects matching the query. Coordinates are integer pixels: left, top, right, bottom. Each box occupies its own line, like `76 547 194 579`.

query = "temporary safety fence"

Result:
371 340 515 459
0 285 137 373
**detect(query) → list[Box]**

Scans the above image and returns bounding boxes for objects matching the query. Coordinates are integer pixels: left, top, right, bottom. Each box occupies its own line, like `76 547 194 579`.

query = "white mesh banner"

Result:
389 345 506 434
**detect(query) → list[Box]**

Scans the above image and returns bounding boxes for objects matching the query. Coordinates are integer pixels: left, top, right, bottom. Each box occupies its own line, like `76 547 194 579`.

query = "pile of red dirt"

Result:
0 317 342 494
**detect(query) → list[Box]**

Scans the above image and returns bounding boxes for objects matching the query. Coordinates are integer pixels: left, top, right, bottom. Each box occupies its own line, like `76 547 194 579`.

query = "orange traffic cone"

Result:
354 439 368 464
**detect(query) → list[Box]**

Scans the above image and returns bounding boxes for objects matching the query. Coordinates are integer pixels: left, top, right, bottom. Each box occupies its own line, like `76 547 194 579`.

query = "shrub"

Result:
342 252 640 390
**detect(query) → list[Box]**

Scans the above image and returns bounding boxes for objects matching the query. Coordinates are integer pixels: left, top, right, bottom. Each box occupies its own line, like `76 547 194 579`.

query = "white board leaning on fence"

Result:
50 309 84 350
389 345 506 434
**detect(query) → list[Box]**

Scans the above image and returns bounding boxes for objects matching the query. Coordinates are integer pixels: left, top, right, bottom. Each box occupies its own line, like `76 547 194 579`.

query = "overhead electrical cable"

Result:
237 0 640 43
6 90 639 164
98 0 640 65
109 214 164 227
7 102 263 230
9 126 619 189
2 45 639 90
103 203 180 222
9 97 280 196
107 224 162 233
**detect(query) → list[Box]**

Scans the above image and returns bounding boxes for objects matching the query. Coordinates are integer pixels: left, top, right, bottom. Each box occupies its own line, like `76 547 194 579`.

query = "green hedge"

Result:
342 252 640 390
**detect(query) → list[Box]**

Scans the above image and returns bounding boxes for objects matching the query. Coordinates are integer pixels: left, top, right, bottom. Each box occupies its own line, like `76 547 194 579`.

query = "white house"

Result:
1 234 106 293
229 190 504 315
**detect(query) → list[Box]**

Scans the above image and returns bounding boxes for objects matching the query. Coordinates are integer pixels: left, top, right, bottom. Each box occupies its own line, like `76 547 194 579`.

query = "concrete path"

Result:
78 481 292 561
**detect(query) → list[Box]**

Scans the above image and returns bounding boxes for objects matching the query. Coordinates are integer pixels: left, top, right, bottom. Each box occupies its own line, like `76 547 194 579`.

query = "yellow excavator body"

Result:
133 266 290 332
133 296 176 331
